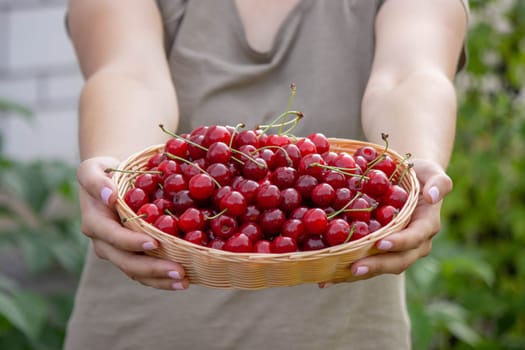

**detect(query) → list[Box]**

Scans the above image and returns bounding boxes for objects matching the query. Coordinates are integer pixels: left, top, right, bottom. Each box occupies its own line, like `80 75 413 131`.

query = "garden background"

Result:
1 0 524 349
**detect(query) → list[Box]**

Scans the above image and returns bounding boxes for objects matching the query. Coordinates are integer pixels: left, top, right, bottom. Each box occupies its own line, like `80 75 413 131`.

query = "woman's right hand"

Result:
77 157 189 291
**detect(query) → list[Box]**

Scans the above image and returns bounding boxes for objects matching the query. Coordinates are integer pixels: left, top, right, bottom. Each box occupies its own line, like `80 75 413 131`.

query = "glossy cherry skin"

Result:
178 207 205 233
302 235 327 251
134 173 159 195
172 190 196 215
303 208 328 235
259 208 286 237
280 188 302 213
349 220 371 241
209 214 238 240
281 219 306 243
271 166 297 189
254 239 272 253
311 183 336 207
206 163 232 187
124 188 149 212
271 236 298 253
382 184 408 209
256 184 281 210
165 138 188 159
238 222 263 242
188 173 216 201
362 169 390 197
294 174 318 200
307 132 330 154
375 205 399 226
219 190 247 217
184 230 208 246
153 214 179 236
323 218 352 247
163 173 187 196
224 232 254 253
206 141 232 164
137 203 161 224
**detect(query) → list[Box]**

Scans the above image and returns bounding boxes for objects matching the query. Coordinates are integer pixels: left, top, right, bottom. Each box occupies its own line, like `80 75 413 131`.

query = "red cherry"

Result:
224 232 253 253
333 187 355 210
240 205 261 223
266 134 291 148
152 198 175 214
307 133 330 154
158 159 181 180
311 183 336 207
322 151 338 165
137 203 161 224
332 153 357 175
349 220 371 241
233 129 260 148
382 184 408 209
172 190 196 214
296 138 317 156
323 218 352 246
163 173 187 196
256 184 281 210
153 214 179 236
271 166 297 189
344 197 373 223
303 208 328 235
184 230 208 246
271 236 297 253
219 190 247 217
302 235 327 251
238 222 263 242
213 185 233 208
203 125 231 148
289 206 309 220
259 148 276 170
206 163 232 187
124 188 148 212
294 174 318 200
134 173 159 194
280 187 302 213
187 134 207 160
233 179 259 204
368 219 382 233
147 153 166 169
322 170 346 189
188 173 216 200
208 238 226 250
259 208 286 237
165 138 188 158
242 157 268 181
363 169 390 197
298 153 326 180
254 239 272 253
178 207 205 233
206 141 232 164
209 214 238 240
354 145 377 163
281 219 305 243
373 155 397 178
375 205 398 226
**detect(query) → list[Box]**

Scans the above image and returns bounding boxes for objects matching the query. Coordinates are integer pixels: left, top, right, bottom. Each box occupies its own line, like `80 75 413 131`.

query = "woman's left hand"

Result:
319 159 453 287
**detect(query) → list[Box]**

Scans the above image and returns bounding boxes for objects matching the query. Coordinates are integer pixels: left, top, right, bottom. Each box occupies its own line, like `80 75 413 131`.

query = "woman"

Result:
65 0 468 349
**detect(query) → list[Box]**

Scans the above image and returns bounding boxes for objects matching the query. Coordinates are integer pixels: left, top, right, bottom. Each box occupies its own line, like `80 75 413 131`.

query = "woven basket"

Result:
113 138 420 290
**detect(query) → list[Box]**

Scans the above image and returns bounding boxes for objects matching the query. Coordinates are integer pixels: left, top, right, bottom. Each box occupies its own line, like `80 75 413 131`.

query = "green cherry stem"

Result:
388 153 412 182
164 152 222 188
327 192 362 220
229 123 246 148
308 162 366 179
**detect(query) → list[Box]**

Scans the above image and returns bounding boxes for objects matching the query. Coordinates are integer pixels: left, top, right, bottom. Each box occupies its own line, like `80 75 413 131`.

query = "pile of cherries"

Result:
115 114 410 254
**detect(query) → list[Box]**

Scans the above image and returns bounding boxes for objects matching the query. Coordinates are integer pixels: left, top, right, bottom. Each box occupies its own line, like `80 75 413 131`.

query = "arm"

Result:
68 0 188 290
352 0 467 278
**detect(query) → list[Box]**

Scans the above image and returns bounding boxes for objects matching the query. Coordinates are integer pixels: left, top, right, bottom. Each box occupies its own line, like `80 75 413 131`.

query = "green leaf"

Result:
0 290 47 342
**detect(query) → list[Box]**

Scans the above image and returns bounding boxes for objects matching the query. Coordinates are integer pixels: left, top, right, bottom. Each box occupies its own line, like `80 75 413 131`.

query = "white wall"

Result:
0 0 82 164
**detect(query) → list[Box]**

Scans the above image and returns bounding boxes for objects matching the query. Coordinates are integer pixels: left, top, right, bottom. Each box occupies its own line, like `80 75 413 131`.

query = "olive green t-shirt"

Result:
64 1 468 349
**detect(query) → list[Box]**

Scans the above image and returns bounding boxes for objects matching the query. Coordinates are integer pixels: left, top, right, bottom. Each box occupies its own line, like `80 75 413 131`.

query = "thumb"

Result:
412 159 453 205
77 156 121 206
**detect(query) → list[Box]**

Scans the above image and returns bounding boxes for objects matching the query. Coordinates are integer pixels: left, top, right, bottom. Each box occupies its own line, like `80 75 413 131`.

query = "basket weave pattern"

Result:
113 138 420 290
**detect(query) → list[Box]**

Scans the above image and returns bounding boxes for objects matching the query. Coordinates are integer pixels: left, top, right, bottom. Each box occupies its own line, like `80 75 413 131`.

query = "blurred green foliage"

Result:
407 0 525 348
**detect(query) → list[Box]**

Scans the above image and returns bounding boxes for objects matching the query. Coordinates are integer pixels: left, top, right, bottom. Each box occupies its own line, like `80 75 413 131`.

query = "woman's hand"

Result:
77 157 189 291
319 159 453 288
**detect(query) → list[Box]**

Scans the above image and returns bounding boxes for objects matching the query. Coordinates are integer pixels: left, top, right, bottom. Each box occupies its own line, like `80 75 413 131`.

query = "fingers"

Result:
93 239 189 291
412 159 453 204
77 156 121 206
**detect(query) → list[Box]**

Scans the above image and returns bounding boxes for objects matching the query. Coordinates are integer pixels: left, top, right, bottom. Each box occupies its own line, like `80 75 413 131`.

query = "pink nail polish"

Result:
142 242 156 250
428 186 440 204
353 266 369 276
377 240 393 251
172 282 185 290
100 187 112 205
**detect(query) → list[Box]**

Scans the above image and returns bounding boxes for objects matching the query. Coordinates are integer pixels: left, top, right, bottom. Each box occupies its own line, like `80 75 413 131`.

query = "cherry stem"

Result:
365 133 390 173
388 153 412 182
343 226 356 244
257 111 303 135
229 123 246 148
164 152 222 188
279 83 297 134
204 208 228 220
327 192 362 220
398 162 414 185
309 163 366 179
230 148 266 168
254 145 293 167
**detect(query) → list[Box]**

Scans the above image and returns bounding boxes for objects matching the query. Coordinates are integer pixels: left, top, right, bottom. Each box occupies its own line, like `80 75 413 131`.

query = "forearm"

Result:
361 69 457 168
78 70 178 161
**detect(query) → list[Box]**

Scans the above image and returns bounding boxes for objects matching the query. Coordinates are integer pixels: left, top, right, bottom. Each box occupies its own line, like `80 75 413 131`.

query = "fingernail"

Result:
142 241 157 250
168 270 181 279
377 240 393 251
100 186 113 205
353 266 369 276
172 282 185 290
428 186 440 204
321 282 334 289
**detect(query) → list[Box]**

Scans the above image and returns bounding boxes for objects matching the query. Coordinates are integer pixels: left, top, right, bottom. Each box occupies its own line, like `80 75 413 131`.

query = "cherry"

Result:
280 187 302 213
184 230 208 246
333 187 354 211
153 214 179 236
311 183 336 207
152 198 175 214
259 148 276 170
256 184 281 210
206 163 232 186
368 219 382 233
344 197 373 223
271 166 297 189
322 151 338 165
134 173 159 194
206 141 232 164
187 134 207 160
240 205 261 223
233 129 260 148
163 173 187 196
203 125 231 148
208 238 226 250
307 133 330 154
259 208 286 237
322 170 346 189
209 214 238 240
224 232 253 253
219 190 247 217
354 145 377 163
266 134 291 148
382 184 408 209
165 137 188 159
303 208 328 235
281 144 302 169
242 157 268 181
302 235 327 251
188 173 216 200
137 203 161 224
349 220 370 241
373 155 397 178
271 236 297 253
332 153 357 175
254 239 272 253
289 206 309 220
233 179 259 204
238 222 263 242
281 219 305 243
158 159 181 180
296 138 317 156
363 169 390 197
375 205 398 226
298 153 326 180
124 188 148 212
178 207 205 233
213 185 233 208
294 174 318 200
147 153 166 169
323 218 352 246
172 190 196 214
